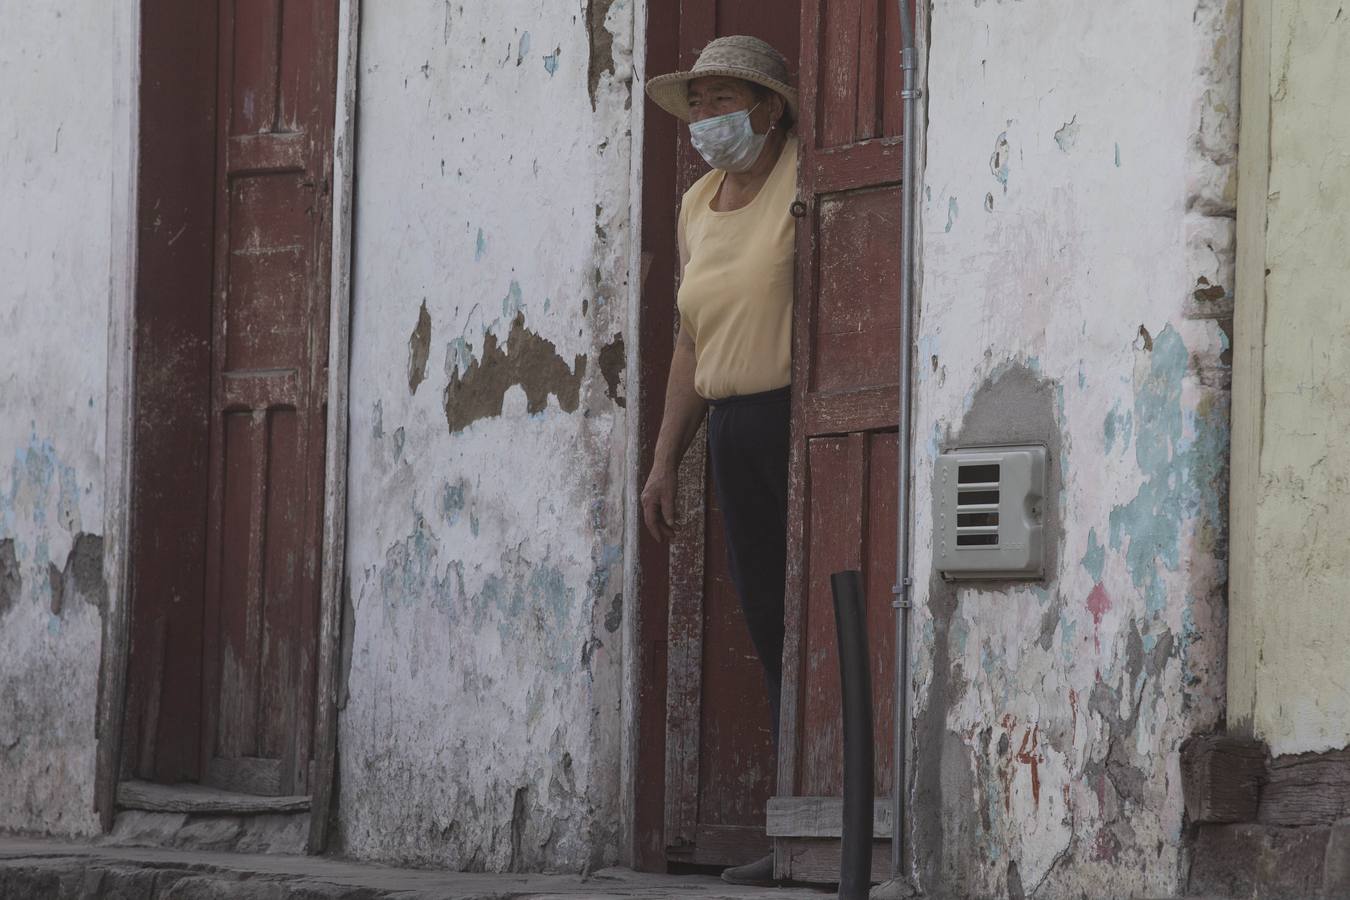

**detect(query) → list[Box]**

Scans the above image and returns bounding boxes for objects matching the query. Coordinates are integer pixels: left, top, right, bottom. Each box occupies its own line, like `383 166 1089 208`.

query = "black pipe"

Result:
832 569 874 899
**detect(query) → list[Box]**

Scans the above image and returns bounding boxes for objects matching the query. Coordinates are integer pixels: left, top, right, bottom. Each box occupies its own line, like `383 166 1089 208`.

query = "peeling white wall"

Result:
336 0 635 872
0 0 118 839
910 1 1236 896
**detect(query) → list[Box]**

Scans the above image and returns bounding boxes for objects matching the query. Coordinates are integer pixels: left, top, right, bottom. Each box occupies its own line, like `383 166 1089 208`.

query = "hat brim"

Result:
645 67 800 124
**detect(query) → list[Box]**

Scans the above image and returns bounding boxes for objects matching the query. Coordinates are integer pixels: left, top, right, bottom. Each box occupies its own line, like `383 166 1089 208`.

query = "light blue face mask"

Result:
688 103 767 172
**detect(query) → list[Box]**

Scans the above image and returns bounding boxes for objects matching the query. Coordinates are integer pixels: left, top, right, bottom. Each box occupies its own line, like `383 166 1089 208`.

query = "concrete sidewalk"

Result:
0 837 834 899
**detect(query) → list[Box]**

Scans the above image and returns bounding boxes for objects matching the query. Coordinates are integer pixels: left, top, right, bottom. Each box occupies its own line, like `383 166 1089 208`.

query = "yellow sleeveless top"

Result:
677 136 797 401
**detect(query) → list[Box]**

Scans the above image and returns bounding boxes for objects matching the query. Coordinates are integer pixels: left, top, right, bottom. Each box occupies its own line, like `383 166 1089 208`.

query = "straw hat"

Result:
645 35 798 124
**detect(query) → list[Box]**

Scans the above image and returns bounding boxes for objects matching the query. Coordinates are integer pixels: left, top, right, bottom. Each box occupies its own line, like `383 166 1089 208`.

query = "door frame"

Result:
94 0 362 853
623 0 678 870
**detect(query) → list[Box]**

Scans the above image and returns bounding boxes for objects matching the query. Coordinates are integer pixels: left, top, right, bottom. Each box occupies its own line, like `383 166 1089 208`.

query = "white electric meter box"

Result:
934 445 1047 580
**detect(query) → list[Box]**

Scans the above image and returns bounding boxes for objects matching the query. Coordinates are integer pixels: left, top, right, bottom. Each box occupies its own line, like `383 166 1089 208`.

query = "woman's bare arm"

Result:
641 325 704 542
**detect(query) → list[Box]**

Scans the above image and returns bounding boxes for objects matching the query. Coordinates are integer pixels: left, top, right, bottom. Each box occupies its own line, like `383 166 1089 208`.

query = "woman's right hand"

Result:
641 464 679 543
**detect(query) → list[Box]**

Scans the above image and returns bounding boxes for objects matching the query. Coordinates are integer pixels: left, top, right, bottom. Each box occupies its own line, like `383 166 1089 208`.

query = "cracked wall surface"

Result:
337 0 634 872
0 0 114 838
911 0 1237 896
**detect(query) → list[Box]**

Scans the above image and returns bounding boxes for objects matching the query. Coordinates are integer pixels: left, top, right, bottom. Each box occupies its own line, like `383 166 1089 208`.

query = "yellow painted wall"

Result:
1230 1 1350 755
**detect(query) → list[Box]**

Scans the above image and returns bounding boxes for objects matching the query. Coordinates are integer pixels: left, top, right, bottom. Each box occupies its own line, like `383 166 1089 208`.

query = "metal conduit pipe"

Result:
891 0 922 892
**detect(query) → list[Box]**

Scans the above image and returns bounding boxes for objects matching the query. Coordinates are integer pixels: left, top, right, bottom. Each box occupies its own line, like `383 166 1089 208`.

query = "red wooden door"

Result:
123 0 338 799
661 0 802 870
769 0 912 883
199 0 338 797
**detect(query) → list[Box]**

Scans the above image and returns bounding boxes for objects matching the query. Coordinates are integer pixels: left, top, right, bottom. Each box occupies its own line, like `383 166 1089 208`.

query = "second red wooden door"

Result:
770 0 913 883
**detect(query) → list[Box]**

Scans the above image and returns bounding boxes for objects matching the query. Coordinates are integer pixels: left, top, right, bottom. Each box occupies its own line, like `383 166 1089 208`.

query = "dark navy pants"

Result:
706 386 790 750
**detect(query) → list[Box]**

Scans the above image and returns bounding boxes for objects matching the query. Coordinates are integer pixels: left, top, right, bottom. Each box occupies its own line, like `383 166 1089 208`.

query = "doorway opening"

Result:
112 0 342 842
633 0 802 874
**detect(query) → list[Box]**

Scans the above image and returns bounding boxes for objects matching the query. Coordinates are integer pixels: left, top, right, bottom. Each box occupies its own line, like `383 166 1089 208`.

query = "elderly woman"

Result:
641 35 798 886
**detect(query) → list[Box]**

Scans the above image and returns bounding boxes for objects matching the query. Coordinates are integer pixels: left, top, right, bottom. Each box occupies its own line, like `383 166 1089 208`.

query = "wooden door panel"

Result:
775 0 914 871
201 0 337 797
697 484 775 826
812 187 902 394
798 434 898 798
815 0 905 148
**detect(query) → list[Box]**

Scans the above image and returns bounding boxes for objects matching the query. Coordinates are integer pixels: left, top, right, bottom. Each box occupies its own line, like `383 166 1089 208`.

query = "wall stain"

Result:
586 0 618 110
597 334 625 408
442 314 587 433
408 299 432 395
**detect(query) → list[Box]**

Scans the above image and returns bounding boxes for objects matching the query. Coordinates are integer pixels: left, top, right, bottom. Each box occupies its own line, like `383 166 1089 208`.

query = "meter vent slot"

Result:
956 463 1000 547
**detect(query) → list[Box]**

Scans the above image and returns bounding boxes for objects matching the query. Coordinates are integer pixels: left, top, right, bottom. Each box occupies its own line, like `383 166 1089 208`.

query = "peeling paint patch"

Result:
45 533 105 618
585 0 617 109
596 334 625 408
442 314 587 433
516 31 531 66
408 299 432 395
990 131 1011 192
1108 325 1227 619
1082 528 1106 582
1192 275 1226 303
1053 115 1080 153
0 539 20 617
501 280 524 319
543 47 560 77
945 196 959 232
475 228 487 261
1103 400 1133 456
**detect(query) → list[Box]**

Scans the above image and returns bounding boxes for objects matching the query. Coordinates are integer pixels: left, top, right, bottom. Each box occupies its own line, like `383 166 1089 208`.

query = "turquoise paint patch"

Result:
1060 616 1078 662
1081 528 1105 582
502 280 524 318
1107 326 1228 619
1103 400 1133 456
446 336 474 377
944 196 958 233
475 228 487 261
439 480 467 526
516 31 531 66
951 614 969 659
543 49 560 76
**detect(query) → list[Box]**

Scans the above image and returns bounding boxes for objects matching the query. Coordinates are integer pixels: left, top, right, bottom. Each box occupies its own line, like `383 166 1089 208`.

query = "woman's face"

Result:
687 76 777 132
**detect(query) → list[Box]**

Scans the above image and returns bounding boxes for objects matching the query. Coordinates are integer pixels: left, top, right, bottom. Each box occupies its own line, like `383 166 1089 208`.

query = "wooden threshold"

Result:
116 780 310 815
766 795 893 838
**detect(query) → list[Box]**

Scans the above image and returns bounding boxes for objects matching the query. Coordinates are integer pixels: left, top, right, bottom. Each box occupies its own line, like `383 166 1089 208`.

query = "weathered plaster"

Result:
1229 0 1350 756
0 0 118 839
910 0 1236 895
336 0 634 872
